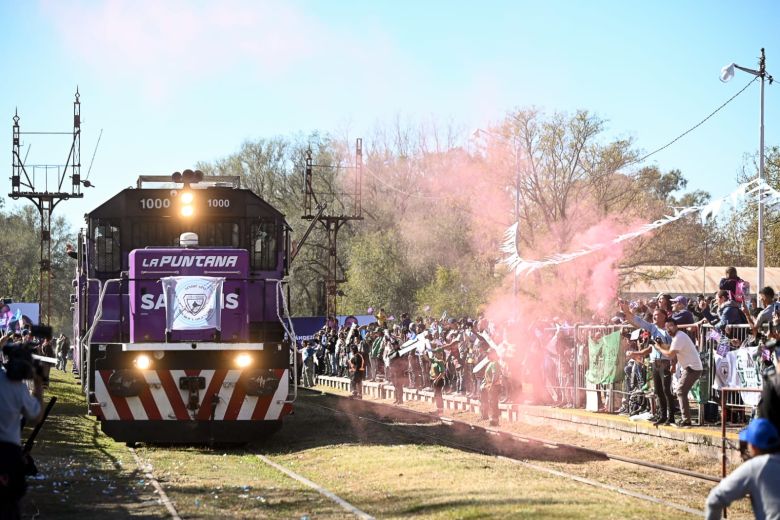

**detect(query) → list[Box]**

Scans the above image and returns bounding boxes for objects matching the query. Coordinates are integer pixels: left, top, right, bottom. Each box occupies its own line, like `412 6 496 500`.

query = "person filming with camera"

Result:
618 299 676 426
0 331 44 519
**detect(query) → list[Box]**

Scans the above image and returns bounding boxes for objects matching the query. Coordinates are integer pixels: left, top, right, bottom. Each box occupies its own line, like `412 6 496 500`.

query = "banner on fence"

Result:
735 347 762 406
585 330 624 385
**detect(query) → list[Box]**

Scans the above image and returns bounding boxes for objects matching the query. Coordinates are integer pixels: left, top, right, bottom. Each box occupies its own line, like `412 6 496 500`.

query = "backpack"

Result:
720 277 749 303
734 279 749 304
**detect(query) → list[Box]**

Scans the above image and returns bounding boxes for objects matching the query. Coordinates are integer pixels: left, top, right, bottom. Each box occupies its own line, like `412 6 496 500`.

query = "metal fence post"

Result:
721 389 727 479
721 388 728 519
574 324 580 408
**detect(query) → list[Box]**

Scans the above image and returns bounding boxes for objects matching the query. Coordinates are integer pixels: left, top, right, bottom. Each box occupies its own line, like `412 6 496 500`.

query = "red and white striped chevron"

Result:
93 368 290 421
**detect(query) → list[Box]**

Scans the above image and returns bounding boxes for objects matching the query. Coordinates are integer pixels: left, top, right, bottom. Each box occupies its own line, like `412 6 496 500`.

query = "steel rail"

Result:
128 447 182 520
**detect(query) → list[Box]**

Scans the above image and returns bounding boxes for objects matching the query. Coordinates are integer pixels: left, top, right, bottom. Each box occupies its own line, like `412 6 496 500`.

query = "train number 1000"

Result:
140 198 171 209
208 199 230 208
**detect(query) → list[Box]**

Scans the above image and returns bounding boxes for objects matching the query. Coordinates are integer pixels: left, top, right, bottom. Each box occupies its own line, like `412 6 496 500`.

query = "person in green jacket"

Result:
482 348 503 426
369 331 385 381
430 350 446 415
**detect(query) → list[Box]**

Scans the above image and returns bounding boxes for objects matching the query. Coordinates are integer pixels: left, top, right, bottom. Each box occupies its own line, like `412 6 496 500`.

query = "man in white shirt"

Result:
652 317 703 427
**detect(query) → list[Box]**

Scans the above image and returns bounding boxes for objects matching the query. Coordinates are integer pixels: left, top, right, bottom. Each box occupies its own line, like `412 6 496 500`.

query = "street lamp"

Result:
721 49 774 294
473 128 522 298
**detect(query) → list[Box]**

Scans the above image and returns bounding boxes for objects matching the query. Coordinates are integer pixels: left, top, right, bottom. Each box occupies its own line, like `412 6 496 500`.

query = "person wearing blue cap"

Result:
705 418 780 519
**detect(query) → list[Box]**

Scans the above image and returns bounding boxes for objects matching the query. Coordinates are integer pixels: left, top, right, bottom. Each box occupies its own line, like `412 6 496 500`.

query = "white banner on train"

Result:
502 178 780 275
161 276 224 331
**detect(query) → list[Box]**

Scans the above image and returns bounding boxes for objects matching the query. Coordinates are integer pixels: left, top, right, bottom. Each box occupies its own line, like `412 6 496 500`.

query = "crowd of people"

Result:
296 267 780 433
297 311 510 426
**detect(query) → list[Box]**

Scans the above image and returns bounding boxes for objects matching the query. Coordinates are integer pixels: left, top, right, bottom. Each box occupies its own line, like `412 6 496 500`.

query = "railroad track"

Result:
302 387 716 517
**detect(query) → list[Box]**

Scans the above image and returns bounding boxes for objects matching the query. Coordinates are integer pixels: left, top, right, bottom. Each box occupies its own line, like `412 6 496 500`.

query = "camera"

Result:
29 324 53 340
654 337 664 344
2 324 52 381
2 343 44 381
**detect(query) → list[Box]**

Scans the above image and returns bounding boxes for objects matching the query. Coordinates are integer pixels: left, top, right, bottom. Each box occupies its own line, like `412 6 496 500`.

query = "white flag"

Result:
161 276 224 331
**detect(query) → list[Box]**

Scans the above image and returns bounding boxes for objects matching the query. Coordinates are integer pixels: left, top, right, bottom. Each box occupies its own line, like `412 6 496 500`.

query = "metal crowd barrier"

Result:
699 323 766 426
538 321 764 427
699 323 751 405
539 324 633 412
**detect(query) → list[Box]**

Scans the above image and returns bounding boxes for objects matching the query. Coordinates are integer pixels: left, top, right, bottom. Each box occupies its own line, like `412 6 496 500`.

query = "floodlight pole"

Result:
728 49 773 294
758 50 766 295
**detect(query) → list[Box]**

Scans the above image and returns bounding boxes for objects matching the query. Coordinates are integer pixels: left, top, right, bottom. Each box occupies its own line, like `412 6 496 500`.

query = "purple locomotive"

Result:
72 172 295 443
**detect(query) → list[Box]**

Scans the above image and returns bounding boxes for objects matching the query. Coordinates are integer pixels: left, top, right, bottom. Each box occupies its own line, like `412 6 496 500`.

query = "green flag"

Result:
585 330 624 385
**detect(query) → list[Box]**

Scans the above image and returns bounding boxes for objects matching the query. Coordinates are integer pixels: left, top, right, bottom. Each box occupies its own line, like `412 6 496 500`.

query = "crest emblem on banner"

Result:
184 294 207 315
175 278 218 325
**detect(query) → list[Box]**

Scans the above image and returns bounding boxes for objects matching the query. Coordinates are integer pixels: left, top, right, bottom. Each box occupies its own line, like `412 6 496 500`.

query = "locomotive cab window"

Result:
251 221 277 271
130 221 240 250
191 222 240 248
93 222 121 273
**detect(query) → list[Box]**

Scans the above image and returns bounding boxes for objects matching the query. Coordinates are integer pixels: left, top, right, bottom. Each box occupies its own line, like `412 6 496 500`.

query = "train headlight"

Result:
134 354 152 370
234 353 253 368
180 190 195 217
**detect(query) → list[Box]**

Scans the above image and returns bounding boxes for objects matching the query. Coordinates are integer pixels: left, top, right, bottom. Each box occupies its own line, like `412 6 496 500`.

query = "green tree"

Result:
339 230 416 315
415 266 492 318
0 205 75 332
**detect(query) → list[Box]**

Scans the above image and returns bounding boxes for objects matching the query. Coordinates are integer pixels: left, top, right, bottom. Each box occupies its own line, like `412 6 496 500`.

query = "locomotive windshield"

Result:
128 220 241 250
94 221 121 273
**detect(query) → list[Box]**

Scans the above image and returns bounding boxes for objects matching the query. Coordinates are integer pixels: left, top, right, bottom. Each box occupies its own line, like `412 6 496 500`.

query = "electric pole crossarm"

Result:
290 203 327 264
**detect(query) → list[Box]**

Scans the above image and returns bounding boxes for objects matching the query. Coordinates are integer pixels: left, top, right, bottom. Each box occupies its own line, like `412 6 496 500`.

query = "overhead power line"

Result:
365 77 759 203
635 76 758 164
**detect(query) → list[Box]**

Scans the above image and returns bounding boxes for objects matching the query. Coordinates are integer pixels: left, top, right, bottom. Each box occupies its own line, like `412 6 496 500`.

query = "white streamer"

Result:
503 178 780 275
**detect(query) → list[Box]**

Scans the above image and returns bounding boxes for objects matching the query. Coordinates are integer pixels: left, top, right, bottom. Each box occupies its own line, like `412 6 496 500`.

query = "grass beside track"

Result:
20 370 706 518
21 369 163 518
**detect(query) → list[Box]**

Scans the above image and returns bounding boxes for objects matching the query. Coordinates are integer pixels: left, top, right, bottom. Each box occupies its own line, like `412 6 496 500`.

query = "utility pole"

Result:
300 139 363 318
9 89 87 325
721 49 774 294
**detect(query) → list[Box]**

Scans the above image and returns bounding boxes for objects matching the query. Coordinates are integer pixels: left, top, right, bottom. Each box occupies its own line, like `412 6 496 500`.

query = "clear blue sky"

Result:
1 0 779 229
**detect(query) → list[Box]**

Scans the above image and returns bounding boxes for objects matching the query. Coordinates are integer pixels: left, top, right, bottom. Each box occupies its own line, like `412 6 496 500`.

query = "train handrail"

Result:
270 278 298 405
80 277 123 397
